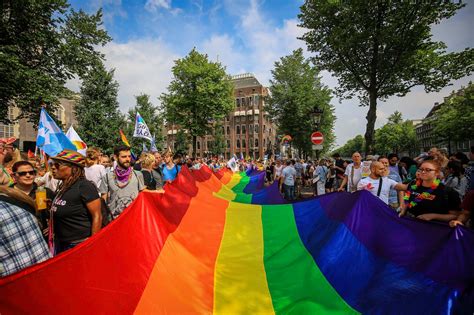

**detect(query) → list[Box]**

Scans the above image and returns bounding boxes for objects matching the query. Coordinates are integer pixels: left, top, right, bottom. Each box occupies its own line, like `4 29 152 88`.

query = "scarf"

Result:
115 166 132 183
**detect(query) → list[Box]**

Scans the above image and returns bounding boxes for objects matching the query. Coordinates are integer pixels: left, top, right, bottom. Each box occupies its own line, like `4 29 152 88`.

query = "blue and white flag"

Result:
36 109 76 157
227 157 239 172
133 112 152 141
150 134 158 152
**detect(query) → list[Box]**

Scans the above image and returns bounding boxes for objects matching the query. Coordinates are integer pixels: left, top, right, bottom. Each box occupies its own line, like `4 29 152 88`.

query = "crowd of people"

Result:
1 135 473 277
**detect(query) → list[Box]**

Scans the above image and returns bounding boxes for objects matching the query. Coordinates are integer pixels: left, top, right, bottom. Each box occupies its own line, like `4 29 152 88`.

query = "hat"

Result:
0 137 16 146
51 149 85 168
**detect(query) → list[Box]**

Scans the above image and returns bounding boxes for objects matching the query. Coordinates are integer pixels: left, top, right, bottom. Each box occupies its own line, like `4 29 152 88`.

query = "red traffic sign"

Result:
311 131 324 145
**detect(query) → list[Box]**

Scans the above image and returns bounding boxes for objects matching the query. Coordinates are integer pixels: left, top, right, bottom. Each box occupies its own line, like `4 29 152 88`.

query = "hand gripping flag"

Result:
133 112 152 141
36 109 76 157
66 126 87 156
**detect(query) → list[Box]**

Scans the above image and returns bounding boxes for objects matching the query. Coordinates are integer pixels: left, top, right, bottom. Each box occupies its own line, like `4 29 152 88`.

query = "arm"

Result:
86 198 102 235
338 175 348 192
417 213 458 222
449 209 470 227
397 191 404 208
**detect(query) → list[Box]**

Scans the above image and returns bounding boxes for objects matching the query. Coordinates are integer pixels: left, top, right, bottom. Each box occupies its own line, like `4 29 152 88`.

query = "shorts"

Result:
325 178 334 189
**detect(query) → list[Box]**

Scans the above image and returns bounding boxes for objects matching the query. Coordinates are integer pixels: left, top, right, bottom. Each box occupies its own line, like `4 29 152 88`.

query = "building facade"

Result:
415 99 473 154
166 73 277 159
0 96 79 152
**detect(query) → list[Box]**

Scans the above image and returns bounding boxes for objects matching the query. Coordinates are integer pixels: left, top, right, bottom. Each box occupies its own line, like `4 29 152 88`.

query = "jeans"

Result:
283 184 295 201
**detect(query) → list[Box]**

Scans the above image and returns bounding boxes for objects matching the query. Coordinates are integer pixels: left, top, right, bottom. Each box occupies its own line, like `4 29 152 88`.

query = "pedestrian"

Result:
274 159 284 184
313 159 328 196
10 160 54 230
444 160 468 199
162 151 181 183
100 155 113 173
50 149 102 254
280 160 296 201
85 147 106 191
400 160 460 222
140 152 163 191
100 145 145 219
0 186 51 276
358 161 405 205
338 152 363 192
378 156 404 210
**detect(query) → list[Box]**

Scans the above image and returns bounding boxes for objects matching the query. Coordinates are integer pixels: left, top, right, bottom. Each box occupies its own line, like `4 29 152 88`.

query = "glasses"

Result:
417 168 437 173
15 170 36 177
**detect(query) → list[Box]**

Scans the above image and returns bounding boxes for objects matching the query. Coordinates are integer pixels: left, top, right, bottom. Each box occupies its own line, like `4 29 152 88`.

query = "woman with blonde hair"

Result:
140 153 163 191
84 147 106 190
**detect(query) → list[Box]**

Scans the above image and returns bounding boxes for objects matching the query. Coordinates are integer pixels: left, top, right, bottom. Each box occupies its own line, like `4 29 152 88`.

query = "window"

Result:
248 115 253 121
255 139 259 147
237 139 241 148
263 139 266 147
242 125 246 134
0 108 14 138
241 98 245 107
197 141 201 150
242 139 246 148
236 116 240 122
221 126 225 134
254 124 259 133
236 98 240 107
207 141 212 149
236 126 240 134
227 140 230 148
227 126 230 134
249 97 253 106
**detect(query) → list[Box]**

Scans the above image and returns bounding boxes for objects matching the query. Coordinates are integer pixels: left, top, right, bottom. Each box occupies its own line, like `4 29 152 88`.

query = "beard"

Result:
117 160 130 169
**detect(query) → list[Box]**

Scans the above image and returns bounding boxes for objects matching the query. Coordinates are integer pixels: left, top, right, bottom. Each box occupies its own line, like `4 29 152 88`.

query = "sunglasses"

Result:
15 170 36 177
417 168 437 173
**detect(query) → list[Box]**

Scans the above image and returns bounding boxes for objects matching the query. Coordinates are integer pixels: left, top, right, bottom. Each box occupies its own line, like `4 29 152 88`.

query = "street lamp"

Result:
311 108 324 130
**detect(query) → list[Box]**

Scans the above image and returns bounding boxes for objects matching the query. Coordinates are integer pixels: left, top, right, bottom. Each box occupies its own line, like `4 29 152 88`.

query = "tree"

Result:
432 82 474 153
75 62 125 154
160 48 234 157
209 122 226 156
374 111 418 156
1 0 111 124
174 130 190 155
332 135 365 157
299 1 473 154
126 94 164 153
267 48 335 157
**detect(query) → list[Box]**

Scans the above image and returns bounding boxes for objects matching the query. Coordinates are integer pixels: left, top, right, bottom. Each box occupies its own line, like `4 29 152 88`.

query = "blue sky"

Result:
67 0 474 147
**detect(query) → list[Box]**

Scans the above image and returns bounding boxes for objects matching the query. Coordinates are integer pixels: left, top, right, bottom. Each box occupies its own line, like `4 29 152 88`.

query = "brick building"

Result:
166 73 277 159
0 96 79 152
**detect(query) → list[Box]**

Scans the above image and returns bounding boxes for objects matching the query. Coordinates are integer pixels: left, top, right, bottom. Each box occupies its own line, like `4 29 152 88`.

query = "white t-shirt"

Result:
85 164 106 189
274 165 284 178
281 166 297 186
344 163 363 192
357 176 398 204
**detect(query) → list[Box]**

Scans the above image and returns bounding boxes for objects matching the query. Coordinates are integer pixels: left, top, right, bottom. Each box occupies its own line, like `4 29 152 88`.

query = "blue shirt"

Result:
387 171 402 204
162 164 181 182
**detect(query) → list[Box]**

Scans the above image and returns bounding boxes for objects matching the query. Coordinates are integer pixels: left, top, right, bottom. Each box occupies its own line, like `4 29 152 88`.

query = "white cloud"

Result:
65 39 178 113
144 0 182 15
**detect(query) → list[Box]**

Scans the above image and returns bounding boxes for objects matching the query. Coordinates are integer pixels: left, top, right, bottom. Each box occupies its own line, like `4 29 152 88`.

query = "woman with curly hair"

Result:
50 149 102 254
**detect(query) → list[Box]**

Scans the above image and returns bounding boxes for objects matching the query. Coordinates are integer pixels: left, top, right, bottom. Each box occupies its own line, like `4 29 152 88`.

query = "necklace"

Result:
403 178 440 209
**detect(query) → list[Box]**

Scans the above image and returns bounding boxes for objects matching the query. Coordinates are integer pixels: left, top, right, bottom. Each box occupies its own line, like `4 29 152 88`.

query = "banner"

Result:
36 109 76 157
66 126 87 156
1 166 472 314
133 112 152 141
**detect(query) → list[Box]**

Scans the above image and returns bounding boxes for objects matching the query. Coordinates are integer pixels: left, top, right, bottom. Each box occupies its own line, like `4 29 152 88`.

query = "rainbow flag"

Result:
119 129 130 147
0 166 473 314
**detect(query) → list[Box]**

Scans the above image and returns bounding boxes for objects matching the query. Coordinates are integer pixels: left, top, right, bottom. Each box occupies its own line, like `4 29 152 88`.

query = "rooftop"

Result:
231 73 262 89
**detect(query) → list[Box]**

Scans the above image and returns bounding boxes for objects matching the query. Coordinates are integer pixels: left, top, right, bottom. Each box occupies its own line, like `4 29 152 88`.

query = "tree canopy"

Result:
432 82 474 152
267 48 335 157
332 135 365 157
159 48 234 156
299 0 473 154
374 111 418 156
74 62 124 154
1 0 111 124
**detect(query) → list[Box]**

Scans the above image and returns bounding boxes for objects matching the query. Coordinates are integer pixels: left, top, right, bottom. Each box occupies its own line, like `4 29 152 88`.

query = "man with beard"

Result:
99 145 145 219
0 138 15 186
